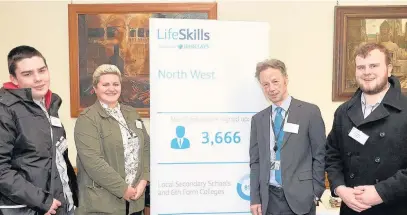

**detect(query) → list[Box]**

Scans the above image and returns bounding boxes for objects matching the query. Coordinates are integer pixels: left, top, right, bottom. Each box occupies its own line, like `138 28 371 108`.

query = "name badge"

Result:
136 120 143 129
284 123 299 134
348 127 369 145
50 116 62 127
270 160 281 170
56 137 68 153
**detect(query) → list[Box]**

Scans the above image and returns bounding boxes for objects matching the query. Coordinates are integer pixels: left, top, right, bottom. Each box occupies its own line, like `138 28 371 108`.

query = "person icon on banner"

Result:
171 126 190 149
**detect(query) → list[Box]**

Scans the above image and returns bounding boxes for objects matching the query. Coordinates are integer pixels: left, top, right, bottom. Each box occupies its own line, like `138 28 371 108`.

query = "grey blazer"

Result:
249 98 326 215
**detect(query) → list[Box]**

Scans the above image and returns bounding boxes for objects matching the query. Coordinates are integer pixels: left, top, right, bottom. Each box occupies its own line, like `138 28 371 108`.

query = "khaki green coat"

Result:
74 101 150 215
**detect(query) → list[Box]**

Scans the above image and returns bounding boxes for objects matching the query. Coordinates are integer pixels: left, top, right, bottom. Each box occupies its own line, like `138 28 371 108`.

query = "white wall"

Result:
0 0 406 166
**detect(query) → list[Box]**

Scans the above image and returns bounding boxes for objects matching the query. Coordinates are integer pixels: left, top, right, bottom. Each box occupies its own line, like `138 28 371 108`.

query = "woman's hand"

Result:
131 180 148 200
124 185 137 201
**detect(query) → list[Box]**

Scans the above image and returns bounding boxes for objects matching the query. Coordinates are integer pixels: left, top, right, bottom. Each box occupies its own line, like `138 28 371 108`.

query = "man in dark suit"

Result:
249 59 326 215
326 42 407 215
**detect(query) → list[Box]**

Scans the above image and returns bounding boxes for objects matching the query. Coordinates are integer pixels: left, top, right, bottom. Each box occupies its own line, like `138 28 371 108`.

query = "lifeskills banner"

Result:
149 18 269 215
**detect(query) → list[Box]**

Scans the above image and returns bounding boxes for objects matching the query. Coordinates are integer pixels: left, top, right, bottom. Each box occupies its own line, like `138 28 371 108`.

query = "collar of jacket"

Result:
95 100 133 118
0 87 59 112
346 75 403 111
1 82 54 109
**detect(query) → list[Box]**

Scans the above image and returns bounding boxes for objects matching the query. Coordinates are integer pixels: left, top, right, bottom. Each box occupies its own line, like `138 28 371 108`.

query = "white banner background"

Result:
150 18 269 215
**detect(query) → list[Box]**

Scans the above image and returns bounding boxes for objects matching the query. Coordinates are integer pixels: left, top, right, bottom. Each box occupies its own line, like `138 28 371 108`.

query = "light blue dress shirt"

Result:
361 92 383 119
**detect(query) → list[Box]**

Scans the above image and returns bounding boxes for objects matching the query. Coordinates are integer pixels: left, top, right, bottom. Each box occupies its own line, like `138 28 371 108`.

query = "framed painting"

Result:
333 6 407 101
68 3 217 117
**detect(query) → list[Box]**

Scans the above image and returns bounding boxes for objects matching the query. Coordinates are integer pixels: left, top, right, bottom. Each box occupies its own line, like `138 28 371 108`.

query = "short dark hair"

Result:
7 45 47 76
354 43 392 65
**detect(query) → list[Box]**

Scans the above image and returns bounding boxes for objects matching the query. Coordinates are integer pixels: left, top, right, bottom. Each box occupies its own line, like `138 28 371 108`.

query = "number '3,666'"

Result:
202 132 241 144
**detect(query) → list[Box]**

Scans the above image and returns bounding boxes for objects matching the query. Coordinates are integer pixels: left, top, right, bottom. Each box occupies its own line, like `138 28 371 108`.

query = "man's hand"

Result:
354 185 383 206
123 185 137 201
336 185 371 212
250 204 262 215
131 180 148 200
44 199 61 215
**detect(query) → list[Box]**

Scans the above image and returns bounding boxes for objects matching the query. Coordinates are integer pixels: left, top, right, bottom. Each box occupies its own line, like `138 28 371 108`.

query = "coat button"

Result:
379 132 385 137
375 157 381 163
350 173 355 179
347 152 352 156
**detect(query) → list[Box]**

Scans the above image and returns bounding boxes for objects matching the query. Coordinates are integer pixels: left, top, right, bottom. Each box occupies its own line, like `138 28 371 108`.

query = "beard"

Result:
357 75 388 95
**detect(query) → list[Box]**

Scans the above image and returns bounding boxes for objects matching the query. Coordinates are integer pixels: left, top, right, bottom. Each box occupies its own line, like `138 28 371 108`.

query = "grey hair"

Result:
92 64 122 86
255 59 287 80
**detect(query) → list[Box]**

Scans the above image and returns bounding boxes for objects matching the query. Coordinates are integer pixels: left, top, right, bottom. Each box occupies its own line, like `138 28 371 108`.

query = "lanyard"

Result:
106 111 137 138
270 107 289 151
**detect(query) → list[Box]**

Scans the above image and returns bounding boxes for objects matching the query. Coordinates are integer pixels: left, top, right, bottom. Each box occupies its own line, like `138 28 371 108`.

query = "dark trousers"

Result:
267 185 316 215
125 201 143 215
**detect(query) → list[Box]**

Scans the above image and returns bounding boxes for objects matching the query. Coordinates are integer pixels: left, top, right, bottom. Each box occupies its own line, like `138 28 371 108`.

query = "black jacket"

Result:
0 84 78 214
326 76 407 215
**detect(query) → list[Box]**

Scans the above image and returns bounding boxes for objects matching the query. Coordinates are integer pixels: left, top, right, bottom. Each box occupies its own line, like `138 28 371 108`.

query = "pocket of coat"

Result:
0 207 37 215
84 184 114 213
100 129 113 138
298 170 313 181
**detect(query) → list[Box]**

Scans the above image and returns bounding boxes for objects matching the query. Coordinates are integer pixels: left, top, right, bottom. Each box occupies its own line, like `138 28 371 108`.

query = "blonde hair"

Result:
92 64 122 86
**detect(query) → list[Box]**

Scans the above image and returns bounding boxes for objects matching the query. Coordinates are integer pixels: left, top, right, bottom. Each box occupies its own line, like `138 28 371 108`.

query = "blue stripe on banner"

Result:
157 162 249 165
156 112 256 114
158 212 251 215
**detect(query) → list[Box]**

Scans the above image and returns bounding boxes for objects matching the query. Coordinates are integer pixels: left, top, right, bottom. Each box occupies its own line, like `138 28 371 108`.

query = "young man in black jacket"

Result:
0 45 78 215
326 43 407 215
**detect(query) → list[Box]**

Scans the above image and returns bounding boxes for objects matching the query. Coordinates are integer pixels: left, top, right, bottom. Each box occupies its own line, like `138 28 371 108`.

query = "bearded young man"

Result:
0 45 78 215
326 42 407 215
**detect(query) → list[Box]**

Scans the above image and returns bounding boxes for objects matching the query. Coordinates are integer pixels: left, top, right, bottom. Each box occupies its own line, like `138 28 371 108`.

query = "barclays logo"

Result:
158 43 210 50
177 44 209 50
236 174 250 201
157 28 211 41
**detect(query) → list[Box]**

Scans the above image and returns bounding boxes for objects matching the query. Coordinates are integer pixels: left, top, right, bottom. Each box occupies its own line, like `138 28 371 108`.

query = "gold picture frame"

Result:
333 6 407 101
68 3 218 117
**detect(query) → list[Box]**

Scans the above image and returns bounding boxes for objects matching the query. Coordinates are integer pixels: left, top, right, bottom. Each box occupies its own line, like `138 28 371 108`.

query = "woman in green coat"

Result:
74 64 150 215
